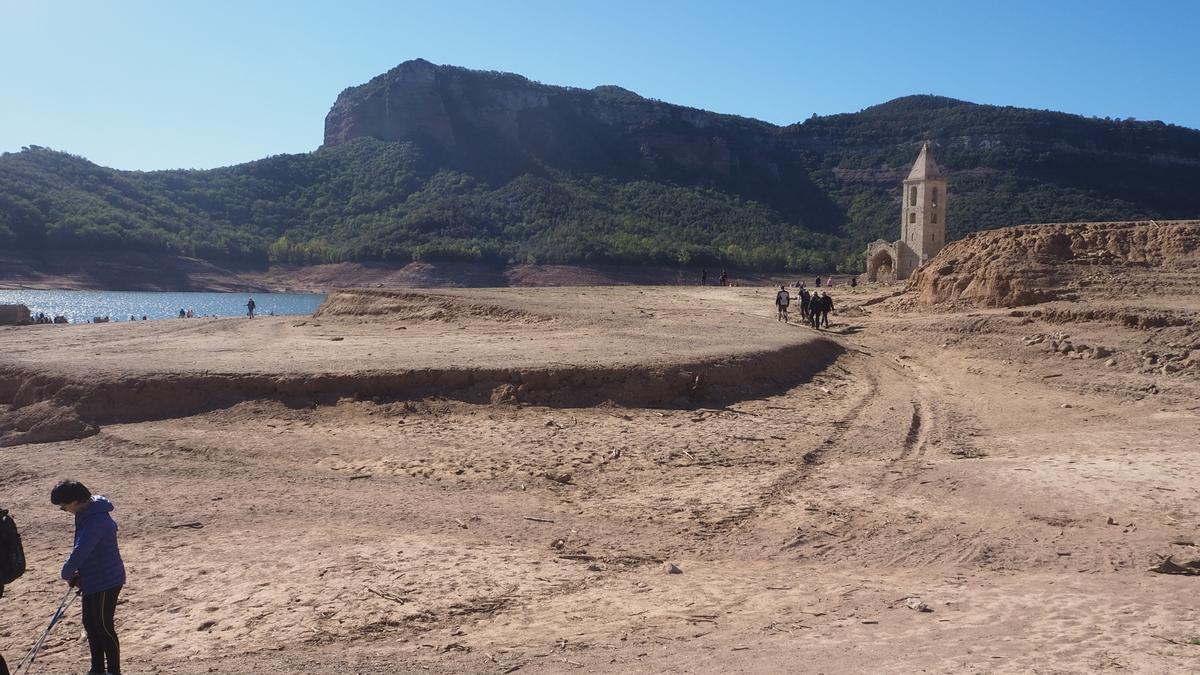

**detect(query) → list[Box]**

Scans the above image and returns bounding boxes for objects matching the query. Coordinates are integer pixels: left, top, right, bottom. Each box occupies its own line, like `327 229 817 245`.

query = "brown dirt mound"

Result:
314 289 553 322
0 339 844 445
0 400 97 447
908 220 1200 307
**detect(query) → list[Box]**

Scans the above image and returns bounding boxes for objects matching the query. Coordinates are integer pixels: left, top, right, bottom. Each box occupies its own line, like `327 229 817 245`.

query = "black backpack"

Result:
0 507 26 588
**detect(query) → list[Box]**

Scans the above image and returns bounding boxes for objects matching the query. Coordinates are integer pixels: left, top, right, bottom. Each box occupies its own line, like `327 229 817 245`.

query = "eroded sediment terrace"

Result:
2 276 1199 673
0 287 842 446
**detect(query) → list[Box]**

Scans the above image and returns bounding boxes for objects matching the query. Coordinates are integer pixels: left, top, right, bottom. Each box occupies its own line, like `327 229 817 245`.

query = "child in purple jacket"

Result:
52 480 125 675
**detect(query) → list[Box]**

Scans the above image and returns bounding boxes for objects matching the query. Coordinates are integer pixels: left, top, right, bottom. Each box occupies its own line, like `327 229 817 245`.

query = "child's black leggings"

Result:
81 586 121 675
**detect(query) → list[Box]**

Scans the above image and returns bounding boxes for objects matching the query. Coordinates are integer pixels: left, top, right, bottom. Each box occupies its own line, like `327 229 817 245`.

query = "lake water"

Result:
0 290 326 323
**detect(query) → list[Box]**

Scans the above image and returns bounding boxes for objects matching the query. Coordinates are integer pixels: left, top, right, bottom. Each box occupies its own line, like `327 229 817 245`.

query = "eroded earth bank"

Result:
2 228 1199 673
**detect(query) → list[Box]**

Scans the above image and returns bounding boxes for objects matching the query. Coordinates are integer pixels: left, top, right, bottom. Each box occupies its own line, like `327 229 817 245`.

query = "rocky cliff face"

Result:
320 61 1200 243
325 60 461 148
323 59 776 181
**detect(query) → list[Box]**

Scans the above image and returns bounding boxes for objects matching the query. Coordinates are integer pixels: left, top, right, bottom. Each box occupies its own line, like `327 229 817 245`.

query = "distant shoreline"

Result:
1 251 848 293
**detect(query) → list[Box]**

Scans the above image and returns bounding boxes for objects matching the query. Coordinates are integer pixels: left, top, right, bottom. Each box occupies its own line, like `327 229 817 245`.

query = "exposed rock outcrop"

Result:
0 304 31 325
323 59 771 180
908 220 1200 307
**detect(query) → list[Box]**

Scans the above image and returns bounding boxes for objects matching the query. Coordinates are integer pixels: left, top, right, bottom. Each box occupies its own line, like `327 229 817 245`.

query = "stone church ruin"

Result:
865 143 948 282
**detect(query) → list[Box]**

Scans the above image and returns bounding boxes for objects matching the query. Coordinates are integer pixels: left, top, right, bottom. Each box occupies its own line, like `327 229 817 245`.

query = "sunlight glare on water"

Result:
0 290 325 323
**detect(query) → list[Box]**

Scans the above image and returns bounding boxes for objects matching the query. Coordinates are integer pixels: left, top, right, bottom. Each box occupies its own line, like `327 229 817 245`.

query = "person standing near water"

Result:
246 297 256 319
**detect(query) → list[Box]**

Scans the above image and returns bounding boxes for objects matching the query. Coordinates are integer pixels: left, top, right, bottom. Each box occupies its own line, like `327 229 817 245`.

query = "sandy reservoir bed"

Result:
2 274 1199 673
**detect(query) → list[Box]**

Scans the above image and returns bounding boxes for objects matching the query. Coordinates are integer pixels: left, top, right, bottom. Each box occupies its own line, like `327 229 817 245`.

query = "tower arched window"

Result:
931 186 939 207
909 186 917 207
909 212 916 224
931 212 937 224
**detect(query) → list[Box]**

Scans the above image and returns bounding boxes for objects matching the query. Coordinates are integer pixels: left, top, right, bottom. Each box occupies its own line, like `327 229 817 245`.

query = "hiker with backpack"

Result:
1 505 25 675
52 480 125 675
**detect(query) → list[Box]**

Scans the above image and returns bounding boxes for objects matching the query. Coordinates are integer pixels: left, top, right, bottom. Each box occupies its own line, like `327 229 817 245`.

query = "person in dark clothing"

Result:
814 276 821 288
850 276 858 288
0 502 19 675
820 292 833 328
719 270 729 286
775 286 790 322
1 581 7 675
52 480 125 675
701 268 708 285
246 297 257 319
798 286 810 321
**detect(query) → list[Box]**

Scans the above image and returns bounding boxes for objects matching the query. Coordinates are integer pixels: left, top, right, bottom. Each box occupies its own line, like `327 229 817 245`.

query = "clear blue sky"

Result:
2 0 1196 171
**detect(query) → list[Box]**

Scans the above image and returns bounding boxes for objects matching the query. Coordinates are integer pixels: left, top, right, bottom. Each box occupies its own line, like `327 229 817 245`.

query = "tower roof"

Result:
905 142 944 181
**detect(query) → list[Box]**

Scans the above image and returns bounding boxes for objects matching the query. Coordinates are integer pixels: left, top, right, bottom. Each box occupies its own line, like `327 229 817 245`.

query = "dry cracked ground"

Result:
2 284 1199 674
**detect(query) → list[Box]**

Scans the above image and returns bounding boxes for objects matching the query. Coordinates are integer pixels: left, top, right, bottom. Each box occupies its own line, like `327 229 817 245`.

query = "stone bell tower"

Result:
897 142 947 277
864 143 949 282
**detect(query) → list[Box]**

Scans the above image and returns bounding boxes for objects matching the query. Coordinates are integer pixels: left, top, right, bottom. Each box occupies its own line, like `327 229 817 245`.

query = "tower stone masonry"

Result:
866 142 948 282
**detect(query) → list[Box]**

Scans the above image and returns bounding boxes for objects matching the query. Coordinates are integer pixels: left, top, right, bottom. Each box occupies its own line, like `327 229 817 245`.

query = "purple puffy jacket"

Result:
61 496 126 595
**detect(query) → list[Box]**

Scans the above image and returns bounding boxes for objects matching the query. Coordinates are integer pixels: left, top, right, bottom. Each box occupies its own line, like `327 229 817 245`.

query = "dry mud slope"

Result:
908 220 1200 307
0 288 840 447
2 276 1199 674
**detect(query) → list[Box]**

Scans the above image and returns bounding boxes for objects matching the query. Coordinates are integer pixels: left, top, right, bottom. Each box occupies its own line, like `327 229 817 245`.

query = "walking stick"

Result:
13 586 77 675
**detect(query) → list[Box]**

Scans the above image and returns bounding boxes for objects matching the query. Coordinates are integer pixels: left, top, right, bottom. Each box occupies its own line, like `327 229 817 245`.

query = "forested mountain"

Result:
3 59 1198 273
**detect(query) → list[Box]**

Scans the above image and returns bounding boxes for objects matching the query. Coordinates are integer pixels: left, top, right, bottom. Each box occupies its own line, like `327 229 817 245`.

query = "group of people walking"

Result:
775 285 833 328
1 481 125 675
810 275 857 289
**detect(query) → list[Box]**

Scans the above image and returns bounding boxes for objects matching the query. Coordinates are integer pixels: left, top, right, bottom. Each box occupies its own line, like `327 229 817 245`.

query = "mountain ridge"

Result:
2 59 1199 275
